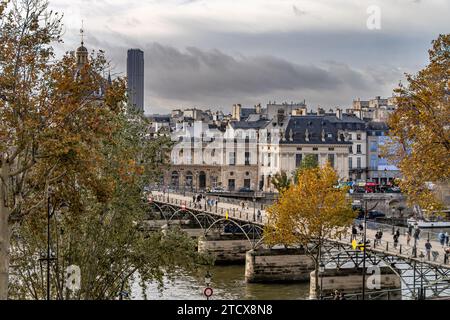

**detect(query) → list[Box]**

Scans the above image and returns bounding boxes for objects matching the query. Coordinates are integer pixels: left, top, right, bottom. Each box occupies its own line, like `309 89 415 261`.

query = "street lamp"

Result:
204 270 212 301
361 197 378 301
319 262 325 300
252 195 256 222
413 223 419 258
391 207 396 236
205 270 212 287
39 194 69 301
419 252 425 300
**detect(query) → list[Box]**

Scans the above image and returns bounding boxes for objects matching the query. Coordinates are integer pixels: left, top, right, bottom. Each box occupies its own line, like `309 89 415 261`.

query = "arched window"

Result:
185 171 193 188
171 171 179 187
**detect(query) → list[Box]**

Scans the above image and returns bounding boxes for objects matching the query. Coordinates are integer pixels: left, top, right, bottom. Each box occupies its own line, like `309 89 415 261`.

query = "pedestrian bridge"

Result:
147 190 450 299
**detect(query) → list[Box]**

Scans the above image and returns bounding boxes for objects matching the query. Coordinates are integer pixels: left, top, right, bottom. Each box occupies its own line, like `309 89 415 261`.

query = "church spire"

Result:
76 20 88 69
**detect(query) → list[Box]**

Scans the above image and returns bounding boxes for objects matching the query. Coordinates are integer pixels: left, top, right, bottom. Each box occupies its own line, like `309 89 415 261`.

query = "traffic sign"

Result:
204 287 213 299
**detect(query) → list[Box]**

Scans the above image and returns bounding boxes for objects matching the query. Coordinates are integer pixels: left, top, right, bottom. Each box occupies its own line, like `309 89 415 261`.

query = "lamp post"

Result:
362 197 379 301
38 194 58 300
413 223 419 258
252 195 256 222
391 207 396 236
205 271 212 301
319 262 325 300
419 252 425 300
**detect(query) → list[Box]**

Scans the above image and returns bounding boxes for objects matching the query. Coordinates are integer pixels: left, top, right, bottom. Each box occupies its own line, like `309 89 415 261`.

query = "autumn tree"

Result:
265 164 355 299
293 154 319 184
385 34 450 214
270 171 291 193
0 0 124 299
8 110 205 299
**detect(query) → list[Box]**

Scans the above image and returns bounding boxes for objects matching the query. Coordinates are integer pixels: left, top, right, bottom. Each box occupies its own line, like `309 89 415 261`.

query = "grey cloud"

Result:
144 43 371 101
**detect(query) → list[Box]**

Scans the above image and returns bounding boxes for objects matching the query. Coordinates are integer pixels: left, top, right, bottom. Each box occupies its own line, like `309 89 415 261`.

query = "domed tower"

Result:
76 23 88 69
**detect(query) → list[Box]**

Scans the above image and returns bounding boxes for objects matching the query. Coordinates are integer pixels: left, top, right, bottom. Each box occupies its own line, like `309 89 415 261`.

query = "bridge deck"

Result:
150 191 450 269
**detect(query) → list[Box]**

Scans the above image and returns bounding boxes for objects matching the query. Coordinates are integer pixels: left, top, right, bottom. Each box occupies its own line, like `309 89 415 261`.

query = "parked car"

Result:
357 210 386 220
238 187 254 193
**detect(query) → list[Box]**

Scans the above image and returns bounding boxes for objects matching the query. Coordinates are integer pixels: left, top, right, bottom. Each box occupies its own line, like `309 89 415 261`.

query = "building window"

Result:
313 147 318 151
349 157 353 169
328 154 335 168
297 147 302 151
244 179 251 189
211 149 216 157
348 134 353 141
228 179 235 191
229 152 236 166
245 152 250 166
328 147 334 151
357 157 361 169
357 134 362 140
357 144 362 154
295 154 303 167
268 153 272 167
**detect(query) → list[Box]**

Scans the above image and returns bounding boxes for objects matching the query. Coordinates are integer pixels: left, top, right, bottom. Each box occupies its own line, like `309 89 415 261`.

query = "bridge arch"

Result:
149 202 177 221
167 209 217 230
204 218 261 248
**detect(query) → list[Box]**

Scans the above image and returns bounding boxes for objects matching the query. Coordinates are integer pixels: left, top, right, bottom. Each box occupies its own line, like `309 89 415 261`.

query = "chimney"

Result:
232 104 242 121
255 103 261 114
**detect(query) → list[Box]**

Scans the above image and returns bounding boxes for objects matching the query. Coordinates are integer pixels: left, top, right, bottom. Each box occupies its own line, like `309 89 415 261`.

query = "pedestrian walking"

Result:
406 232 411 246
257 210 262 222
351 225 358 241
445 248 450 264
408 224 413 236
393 234 399 249
425 240 432 261
414 228 421 241
445 232 449 247
395 228 400 239
439 232 446 247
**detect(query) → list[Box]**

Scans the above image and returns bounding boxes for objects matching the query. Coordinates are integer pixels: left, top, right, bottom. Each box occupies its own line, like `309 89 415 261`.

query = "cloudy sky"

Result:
50 0 450 114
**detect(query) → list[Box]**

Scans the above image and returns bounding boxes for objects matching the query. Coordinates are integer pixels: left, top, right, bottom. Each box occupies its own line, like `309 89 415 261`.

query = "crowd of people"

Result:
190 193 263 222
351 221 450 264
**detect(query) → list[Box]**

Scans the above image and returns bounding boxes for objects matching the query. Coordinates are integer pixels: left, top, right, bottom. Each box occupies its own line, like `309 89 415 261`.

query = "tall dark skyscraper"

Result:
127 49 144 111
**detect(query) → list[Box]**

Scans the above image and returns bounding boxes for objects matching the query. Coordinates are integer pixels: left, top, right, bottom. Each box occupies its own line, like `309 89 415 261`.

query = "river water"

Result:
132 265 310 300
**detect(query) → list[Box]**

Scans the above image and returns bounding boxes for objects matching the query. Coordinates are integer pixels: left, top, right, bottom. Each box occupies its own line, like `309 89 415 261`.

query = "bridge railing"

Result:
321 285 450 300
365 220 443 242
147 187 272 210
345 227 448 265
150 193 265 224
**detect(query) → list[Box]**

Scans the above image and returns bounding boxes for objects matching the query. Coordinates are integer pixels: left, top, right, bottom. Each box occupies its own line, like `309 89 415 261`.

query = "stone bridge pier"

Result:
245 248 315 283
309 266 402 300
198 234 257 264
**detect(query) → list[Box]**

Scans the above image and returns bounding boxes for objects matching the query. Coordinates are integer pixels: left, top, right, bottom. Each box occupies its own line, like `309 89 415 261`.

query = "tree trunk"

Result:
0 159 11 300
